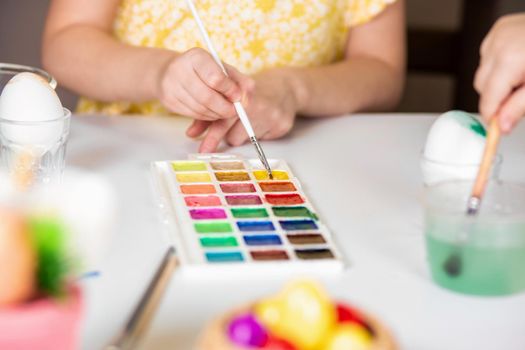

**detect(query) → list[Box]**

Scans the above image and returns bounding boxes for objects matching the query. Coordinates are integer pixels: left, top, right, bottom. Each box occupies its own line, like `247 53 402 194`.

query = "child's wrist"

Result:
281 67 309 113
148 49 180 101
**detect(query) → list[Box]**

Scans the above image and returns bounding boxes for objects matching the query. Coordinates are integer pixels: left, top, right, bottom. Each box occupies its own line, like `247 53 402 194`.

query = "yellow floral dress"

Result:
78 0 397 115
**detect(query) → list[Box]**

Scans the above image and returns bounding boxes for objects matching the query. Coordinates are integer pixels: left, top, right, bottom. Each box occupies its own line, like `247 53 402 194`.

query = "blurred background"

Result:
1 0 525 113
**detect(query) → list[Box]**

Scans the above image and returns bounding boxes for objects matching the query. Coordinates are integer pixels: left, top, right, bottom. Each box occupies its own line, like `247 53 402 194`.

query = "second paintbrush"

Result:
184 0 273 179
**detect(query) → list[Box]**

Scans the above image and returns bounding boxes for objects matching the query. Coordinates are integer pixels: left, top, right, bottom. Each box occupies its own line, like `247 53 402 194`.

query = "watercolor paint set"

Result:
151 154 345 275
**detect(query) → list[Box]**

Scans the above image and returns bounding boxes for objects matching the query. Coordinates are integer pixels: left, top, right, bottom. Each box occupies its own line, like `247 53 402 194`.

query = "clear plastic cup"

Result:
423 180 525 296
0 63 68 188
0 108 71 187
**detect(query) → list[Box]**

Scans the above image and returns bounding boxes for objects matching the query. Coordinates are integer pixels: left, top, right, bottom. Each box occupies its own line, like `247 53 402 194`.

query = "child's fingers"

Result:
183 74 237 119
479 28 495 59
474 26 497 117
225 120 251 147
160 76 219 120
175 84 221 121
163 93 210 120
478 64 517 122
186 120 211 138
225 65 256 103
497 85 525 133
473 58 494 95
192 52 242 102
199 118 237 153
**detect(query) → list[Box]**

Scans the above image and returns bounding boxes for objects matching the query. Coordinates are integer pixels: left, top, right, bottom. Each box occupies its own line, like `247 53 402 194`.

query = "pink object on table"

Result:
0 285 83 350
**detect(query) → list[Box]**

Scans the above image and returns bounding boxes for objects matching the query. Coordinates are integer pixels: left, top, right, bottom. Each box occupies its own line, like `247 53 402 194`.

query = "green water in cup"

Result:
426 226 525 296
424 181 525 296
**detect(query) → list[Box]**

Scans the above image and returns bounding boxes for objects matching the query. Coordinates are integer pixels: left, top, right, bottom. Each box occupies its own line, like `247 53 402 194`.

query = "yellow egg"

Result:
0 209 37 306
255 297 284 330
323 323 373 350
255 280 336 350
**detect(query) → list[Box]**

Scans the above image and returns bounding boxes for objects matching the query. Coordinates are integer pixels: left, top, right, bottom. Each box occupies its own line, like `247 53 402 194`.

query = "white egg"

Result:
421 111 489 185
424 110 487 163
0 72 66 146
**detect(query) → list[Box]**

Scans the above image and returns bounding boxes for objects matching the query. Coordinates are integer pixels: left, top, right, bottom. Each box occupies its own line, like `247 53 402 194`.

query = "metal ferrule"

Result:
467 196 481 216
250 136 273 179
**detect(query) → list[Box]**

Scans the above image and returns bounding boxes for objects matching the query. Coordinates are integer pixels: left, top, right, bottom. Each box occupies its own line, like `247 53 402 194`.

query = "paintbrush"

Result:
105 247 178 350
0 63 57 89
443 117 501 276
184 0 273 180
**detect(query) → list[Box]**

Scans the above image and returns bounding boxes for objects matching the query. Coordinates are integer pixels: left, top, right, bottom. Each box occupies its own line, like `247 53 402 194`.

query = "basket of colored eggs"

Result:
0 207 83 350
199 280 397 350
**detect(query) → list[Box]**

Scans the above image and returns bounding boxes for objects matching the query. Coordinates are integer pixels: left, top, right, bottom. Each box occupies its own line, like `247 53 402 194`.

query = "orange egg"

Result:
0 209 37 306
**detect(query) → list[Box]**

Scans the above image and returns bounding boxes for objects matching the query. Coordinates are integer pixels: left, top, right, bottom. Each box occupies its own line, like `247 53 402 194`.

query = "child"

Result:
475 13 525 133
43 0 405 152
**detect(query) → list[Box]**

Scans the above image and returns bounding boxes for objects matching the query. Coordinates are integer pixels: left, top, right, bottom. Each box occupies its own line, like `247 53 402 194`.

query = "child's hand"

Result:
157 48 253 121
475 13 525 133
186 68 300 152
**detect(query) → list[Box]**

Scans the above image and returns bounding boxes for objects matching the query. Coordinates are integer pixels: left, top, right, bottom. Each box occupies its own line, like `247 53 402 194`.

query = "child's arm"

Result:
190 0 405 152
474 13 525 133
286 0 406 117
42 0 251 120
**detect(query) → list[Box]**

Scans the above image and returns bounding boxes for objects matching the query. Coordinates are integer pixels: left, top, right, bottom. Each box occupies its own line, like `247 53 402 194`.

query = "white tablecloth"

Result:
72 114 525 350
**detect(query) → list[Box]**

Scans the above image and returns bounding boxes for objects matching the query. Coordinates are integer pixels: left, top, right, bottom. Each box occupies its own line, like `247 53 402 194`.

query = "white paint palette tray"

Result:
151 154 345 275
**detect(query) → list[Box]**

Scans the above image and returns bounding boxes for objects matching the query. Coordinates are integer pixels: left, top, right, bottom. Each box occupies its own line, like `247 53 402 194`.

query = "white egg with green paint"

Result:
421 110 498 185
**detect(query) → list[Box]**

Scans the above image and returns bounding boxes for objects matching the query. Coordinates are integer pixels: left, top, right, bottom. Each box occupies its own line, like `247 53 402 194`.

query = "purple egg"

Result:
228 313 268 347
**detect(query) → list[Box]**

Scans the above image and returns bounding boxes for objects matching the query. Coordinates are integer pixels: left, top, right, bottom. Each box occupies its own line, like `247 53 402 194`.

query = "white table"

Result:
73 114 525 350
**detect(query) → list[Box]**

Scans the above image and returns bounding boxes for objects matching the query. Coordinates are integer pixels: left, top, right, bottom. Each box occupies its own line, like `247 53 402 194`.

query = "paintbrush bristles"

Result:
470 117 501 203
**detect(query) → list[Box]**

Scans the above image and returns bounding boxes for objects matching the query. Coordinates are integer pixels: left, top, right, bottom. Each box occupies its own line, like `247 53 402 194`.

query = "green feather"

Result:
28 216 71 297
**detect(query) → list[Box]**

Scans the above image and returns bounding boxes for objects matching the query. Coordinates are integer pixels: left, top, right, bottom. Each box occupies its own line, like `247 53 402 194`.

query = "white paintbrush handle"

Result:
233 102 255 137
185 0 227 75
184 0 256 138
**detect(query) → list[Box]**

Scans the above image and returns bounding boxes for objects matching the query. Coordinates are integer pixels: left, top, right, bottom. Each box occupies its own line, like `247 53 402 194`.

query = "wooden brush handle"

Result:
471 117 501 199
